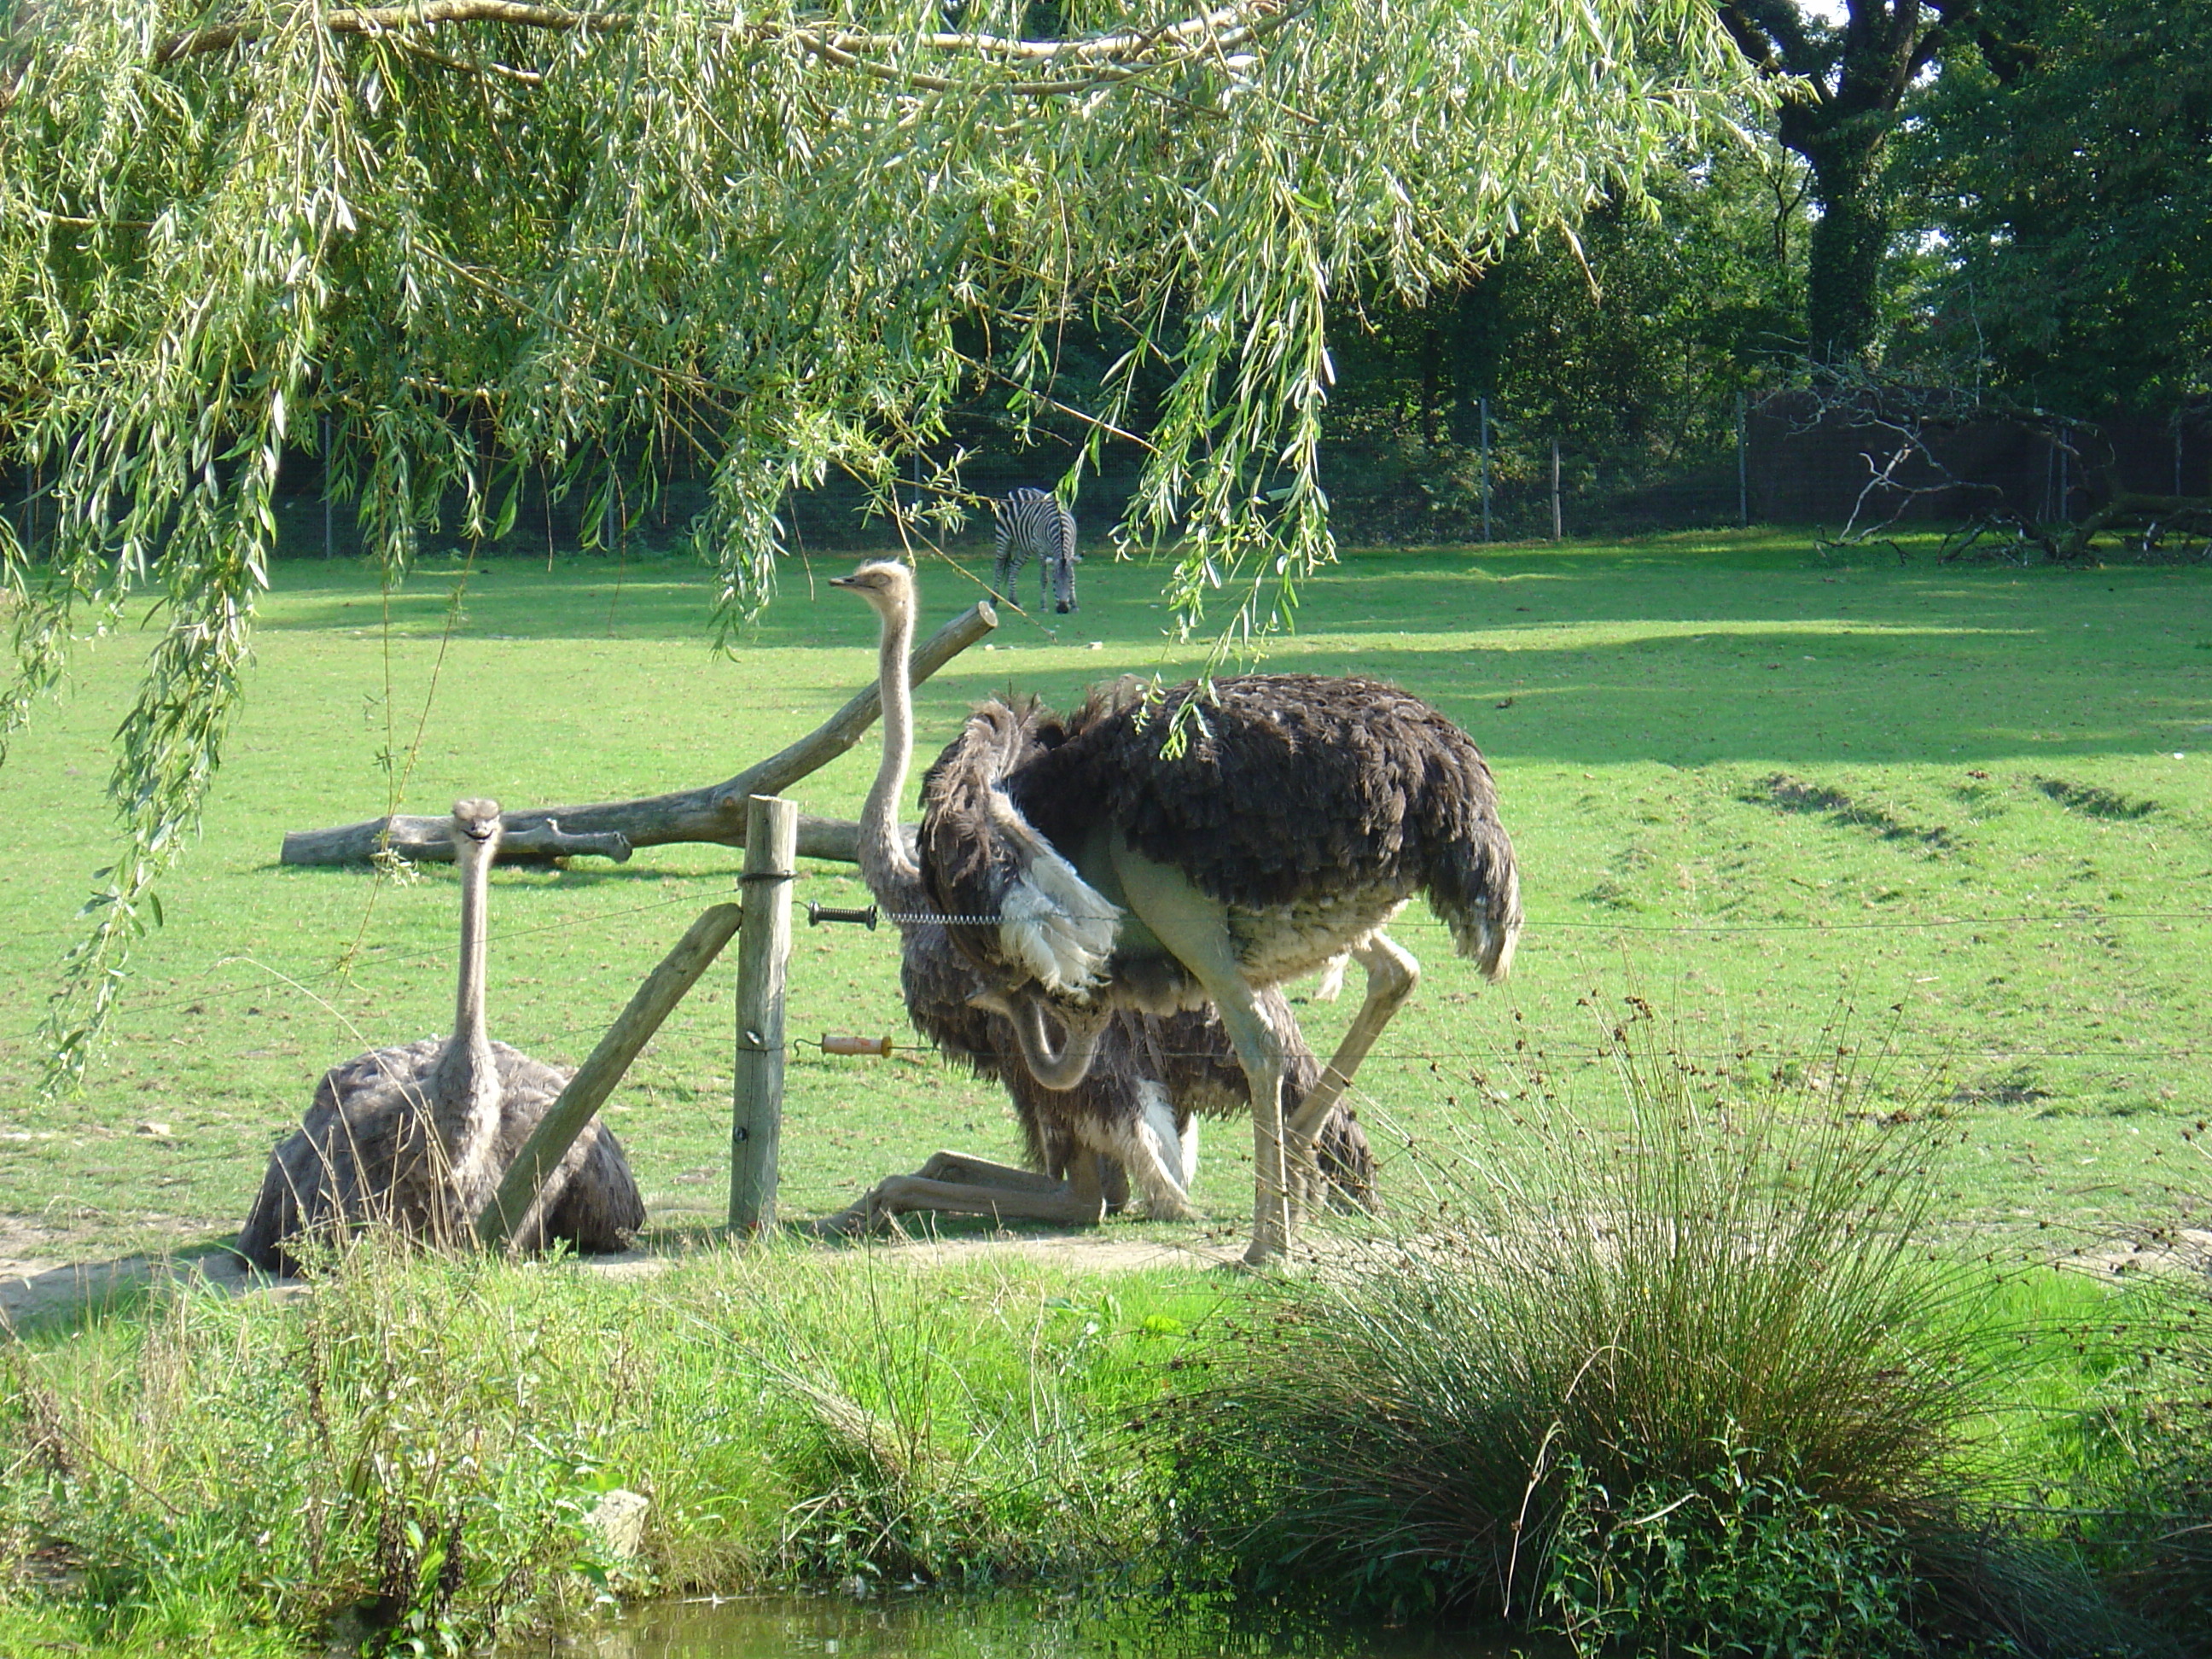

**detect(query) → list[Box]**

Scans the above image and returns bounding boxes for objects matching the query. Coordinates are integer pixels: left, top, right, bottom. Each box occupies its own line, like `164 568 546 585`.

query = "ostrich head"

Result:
967 979 1111 1092
830 559 914 621
451 797 503 852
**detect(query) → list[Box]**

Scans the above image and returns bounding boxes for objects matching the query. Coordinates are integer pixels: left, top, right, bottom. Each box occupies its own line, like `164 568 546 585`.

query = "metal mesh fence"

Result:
8 394 2207 563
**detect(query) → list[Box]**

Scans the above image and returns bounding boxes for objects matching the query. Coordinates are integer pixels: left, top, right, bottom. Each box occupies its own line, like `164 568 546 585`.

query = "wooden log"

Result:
279 600 994 867
729 797 796 1235
474 899 744 1249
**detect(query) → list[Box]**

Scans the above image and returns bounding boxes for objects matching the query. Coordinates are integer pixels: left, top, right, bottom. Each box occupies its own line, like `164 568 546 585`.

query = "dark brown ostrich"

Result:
237 800 643 1273
913 599 1522 1266
818 562 1376 1234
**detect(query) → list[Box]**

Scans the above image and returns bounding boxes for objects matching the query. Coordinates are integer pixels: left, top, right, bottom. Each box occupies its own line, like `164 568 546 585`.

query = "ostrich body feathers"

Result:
238 1039 643 1273
926 675 1522 992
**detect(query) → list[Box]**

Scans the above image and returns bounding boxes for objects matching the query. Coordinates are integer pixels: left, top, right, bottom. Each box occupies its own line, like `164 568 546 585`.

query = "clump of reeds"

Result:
1154 998 2122 1653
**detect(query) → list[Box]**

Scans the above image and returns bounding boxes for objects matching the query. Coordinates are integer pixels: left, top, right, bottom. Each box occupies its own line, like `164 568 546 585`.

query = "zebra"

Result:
990 486 1080 614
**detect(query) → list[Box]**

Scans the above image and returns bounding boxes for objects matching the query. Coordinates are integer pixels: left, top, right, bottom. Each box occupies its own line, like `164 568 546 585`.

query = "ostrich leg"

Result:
1284 932 1419 1216
1103 837 1293 1266
816 1149 1112 1235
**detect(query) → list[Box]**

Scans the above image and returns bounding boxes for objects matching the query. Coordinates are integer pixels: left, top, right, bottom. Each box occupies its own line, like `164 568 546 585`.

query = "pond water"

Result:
535 1589 1552 1659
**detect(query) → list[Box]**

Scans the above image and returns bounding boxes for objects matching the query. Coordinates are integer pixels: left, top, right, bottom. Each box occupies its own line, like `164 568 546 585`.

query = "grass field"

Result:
3 529 2209 1266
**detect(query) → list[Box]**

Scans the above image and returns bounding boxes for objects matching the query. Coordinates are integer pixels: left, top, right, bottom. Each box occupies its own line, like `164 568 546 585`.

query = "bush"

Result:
1153 1001 2123 1652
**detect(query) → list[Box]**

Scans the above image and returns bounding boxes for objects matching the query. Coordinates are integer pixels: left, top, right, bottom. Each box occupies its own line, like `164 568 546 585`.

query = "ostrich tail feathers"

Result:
1451 847 1522 982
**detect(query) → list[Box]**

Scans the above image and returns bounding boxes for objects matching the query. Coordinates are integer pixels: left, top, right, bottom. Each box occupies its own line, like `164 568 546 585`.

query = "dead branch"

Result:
278 598 994 867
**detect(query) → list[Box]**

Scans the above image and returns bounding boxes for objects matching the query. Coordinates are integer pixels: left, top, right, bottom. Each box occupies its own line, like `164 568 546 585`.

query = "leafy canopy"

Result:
0 0 1745 1075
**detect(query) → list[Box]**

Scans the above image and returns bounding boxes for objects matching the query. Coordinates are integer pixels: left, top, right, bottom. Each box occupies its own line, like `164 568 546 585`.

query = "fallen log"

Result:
278 600 994 867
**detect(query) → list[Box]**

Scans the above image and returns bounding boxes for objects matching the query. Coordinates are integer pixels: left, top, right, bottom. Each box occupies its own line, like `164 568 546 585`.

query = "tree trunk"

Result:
1802 140 1888 364
279 599 995 867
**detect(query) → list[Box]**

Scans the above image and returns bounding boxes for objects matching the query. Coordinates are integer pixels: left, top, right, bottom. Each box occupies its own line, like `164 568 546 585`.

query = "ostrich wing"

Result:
1016 674 1520 972
922 696 1120 996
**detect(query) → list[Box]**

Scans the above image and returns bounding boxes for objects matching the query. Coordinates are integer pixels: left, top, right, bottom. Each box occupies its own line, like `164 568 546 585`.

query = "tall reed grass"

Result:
1153 1001 2132 1654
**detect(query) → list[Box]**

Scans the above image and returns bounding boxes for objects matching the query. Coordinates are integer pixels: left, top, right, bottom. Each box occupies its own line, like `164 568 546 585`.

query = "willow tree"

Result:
0 0 1746 1075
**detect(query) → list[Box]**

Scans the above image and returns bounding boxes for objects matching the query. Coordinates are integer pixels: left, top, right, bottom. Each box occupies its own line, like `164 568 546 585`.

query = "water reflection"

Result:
539 1590 1550 1659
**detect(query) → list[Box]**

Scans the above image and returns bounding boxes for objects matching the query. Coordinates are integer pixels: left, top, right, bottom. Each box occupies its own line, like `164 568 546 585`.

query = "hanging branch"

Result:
3 0 1751 1080
276 599 996 866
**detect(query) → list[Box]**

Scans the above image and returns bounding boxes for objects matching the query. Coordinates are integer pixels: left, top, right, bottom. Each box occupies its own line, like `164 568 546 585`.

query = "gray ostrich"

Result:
818 562 1375 1234
237 800 644 1273
911 593 1522 1266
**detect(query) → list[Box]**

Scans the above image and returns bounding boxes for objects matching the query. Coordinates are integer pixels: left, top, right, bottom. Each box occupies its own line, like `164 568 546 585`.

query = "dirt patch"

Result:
2034 776 2163 821
2 1228 1251 1331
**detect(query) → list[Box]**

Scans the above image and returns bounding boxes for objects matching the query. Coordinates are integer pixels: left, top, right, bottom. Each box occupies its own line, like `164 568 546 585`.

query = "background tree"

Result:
1716 0 1991 364
1903 0 2211 415
0 0 1748 1076
1313 136 1808 538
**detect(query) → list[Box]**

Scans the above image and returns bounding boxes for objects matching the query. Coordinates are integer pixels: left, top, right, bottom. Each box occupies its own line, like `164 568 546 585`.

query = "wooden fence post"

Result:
1551 436 1563 542
730 795 797 1234
1737 391 1750 528
1479 396 1492 543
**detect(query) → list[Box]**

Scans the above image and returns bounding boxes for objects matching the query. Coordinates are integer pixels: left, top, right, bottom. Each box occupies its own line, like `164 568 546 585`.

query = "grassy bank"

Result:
0 1244 1224 1656
3 529 2209 1266
8 1001 2212 1653
2 1142 2205 1656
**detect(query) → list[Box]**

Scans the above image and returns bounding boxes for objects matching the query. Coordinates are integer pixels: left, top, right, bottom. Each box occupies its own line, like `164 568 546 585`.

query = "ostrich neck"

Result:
857 596 929 917
431 839 503 1154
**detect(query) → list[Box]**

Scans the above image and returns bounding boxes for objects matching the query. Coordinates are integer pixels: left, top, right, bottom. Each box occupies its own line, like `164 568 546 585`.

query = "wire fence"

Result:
60 884 2212 1082
7 394 2209 565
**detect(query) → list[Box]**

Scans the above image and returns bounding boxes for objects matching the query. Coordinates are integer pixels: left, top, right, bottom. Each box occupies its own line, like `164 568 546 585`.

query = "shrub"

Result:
1153 1000 2117 1652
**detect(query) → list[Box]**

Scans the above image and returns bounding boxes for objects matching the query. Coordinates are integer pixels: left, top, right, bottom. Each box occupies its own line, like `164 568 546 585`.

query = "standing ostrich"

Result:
913 610 1522 1266
819 562 1375 1234
237 800 644 1273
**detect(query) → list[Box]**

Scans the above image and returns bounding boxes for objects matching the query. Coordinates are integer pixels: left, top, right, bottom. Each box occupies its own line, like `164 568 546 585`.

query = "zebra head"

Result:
1048 541 1079 613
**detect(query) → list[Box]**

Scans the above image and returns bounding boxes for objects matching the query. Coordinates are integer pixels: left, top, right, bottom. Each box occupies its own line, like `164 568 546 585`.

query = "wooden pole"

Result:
474 900 743 1248
1737 391 1749 528
729 795 796 1235
280 600 996 865
1551 436 1563 542
1479 396 1492 544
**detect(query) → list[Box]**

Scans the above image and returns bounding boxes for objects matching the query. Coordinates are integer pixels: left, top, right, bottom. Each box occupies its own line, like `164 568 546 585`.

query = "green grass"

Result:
2 528 2209 1265
0 1243 1222 1655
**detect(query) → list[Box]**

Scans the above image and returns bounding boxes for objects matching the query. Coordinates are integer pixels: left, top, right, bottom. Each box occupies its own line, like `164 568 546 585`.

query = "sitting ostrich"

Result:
237 800 644 1273
818 563 1375 1234
908 597 1522 1266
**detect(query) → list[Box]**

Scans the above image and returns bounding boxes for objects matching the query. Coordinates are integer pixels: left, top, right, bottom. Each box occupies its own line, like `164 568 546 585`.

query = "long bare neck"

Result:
432 836 502 1146
857 590 930 916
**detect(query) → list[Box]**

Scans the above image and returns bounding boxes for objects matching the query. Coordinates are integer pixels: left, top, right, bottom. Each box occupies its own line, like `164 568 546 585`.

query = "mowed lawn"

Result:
3 532 2209 1266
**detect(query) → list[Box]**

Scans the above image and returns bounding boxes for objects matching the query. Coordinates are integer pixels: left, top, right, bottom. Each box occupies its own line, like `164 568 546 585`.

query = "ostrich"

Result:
912 608 1522 1266
818 562 1375 1235
237 800 644 1273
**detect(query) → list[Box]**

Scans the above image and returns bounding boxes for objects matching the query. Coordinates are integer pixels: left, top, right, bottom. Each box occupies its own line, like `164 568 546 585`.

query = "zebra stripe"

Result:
991 486 1080 614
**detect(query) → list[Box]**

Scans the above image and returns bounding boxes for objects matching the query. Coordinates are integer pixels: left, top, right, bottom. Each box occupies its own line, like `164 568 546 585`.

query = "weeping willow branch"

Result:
3 0 1754 1081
